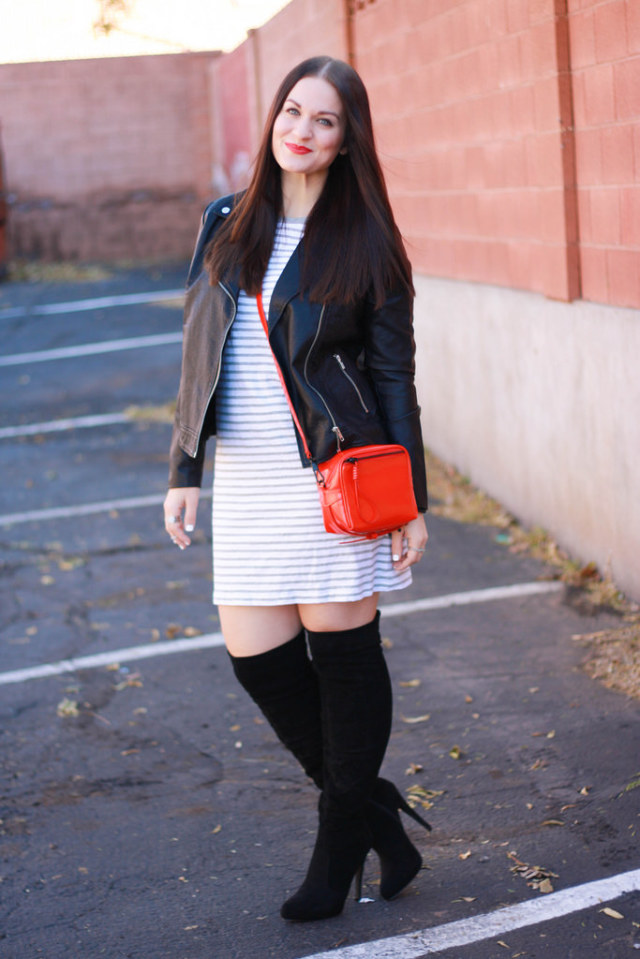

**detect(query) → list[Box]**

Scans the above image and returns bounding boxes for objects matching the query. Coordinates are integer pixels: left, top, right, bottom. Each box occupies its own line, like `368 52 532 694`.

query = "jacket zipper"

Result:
303 305 345 447
333 353 369 412
193 281 237 453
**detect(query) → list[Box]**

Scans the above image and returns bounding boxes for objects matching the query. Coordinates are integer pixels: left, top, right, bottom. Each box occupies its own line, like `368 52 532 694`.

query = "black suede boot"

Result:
280 613 395 920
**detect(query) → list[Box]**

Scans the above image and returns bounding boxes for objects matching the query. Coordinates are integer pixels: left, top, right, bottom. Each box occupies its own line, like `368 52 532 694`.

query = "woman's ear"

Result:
339 146 348 155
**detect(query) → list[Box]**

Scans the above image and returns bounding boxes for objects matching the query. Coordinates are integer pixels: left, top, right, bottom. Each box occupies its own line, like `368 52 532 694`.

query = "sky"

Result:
0 0 291 63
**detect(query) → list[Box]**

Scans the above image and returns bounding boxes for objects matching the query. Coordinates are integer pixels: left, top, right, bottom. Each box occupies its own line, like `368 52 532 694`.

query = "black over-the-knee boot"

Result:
280 612 397 920
229 625 430 909
229 629 324 786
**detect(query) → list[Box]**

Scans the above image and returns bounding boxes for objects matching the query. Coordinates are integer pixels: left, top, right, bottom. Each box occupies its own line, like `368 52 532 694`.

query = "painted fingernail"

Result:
392 554 400 562
185 524 194 532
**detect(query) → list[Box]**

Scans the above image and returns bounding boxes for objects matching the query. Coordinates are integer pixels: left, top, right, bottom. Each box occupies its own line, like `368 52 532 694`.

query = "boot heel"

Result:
398 795 432 832
375 778 432 832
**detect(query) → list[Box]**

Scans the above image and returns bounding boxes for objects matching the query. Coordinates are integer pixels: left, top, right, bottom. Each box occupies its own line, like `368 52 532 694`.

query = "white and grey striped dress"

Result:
211 218 412 606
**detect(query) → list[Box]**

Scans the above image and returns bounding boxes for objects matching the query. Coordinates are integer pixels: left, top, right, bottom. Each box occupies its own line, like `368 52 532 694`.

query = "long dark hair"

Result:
204 56 414 308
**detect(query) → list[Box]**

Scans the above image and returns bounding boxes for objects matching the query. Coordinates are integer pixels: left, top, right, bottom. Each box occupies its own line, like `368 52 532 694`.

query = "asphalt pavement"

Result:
0 265 639 959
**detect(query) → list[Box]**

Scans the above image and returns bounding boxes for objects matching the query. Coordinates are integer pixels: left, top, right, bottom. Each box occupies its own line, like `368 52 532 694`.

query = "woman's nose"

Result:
295 116 312 139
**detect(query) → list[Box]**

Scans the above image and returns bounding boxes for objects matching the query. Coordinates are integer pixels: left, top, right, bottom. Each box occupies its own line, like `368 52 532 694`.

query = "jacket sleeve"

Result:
363 285 428 512
167 197 232 489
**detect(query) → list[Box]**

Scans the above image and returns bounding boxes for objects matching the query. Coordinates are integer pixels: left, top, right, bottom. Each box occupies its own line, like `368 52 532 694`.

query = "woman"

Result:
164 56 429 922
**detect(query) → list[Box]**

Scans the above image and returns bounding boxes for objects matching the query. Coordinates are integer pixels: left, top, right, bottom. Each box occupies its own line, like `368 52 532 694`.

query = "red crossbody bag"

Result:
256 294 418 540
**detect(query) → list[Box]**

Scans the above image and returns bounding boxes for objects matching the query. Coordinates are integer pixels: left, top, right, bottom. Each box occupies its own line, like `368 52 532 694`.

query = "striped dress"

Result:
211 218 412 606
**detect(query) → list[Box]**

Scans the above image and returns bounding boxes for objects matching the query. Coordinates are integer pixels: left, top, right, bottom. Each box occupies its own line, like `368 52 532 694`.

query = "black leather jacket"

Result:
169 194 428 512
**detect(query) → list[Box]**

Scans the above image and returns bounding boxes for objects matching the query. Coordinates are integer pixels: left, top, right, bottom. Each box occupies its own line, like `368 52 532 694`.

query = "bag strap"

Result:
256 293 314 464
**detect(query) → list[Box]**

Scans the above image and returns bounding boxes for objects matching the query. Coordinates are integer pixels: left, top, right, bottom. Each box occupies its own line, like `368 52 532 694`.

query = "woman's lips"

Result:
285 142 312 155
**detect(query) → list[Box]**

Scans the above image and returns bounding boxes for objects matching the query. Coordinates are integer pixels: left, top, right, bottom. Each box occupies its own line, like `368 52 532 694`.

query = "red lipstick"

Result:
285 142 312 155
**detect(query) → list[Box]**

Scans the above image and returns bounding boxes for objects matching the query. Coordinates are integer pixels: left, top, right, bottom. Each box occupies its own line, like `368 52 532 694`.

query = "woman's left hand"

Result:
391 514 429 571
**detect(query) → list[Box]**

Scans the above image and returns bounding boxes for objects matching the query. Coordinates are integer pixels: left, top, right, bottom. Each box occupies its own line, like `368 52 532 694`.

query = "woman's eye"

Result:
286 107 300 116
318 118 333 127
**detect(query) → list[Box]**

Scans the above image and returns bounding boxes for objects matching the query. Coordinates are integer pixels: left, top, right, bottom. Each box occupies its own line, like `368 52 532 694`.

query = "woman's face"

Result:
271 76 346 181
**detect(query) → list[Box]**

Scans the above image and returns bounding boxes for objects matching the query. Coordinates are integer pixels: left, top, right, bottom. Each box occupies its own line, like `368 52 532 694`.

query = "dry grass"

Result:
6 261 113 283
425 448 640 700
124 402 175 424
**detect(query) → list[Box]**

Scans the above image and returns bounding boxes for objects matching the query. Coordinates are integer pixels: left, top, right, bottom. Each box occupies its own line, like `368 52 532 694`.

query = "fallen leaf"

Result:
538 878 554 893
530 758 547 770
600 907 624 919
230 724 241 732
399 679 421 687
541 819 564 827
183 626 202 637
465 695 473 703
211 824 222 834
579 786 590 795
56 698 79 718
459 850 472 860
381 636 393 649
400 714 431 724
405 762 423 775
165 623 182 639
452 896 477 902
78 867 89 874
497 942 510 949
150 629 161 642
184 925 199 931
57 557 85 571
449 745 462 760
121 749 139 756
40 575 55 586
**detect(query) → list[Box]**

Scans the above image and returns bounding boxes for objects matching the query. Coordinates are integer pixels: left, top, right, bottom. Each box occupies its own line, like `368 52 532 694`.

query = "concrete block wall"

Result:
354 0 580 301
254 0 346 125
0 52 219 260
569 0 640 308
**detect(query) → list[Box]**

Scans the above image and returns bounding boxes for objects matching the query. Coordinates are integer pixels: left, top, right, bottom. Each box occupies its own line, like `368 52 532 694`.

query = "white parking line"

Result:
0 288 184 321
301 868 640 959
0 332 183 367
0 489 212 527
0 581 562 687
0 412 130 439
0 493 171 526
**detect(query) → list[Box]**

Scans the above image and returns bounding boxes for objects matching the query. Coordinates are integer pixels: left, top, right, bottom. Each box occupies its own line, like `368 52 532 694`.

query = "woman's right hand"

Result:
164 487 200 550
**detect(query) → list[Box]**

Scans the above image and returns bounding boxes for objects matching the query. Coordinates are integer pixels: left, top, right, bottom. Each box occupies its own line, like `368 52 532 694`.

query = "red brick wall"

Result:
211 43 252 190
0 52 218 261
255 0 346 126
353 0 579 301
351 0 638 307
0 1 636 308
570 0 640 307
